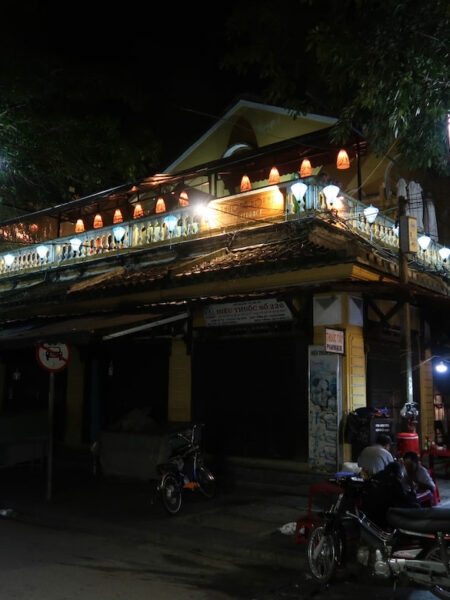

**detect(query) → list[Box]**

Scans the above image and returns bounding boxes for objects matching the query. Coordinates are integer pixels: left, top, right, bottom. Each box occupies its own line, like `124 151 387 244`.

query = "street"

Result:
0 516 443 600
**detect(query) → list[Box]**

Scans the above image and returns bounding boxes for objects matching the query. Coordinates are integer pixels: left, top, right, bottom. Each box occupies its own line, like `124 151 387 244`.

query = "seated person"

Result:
361 461 420 528
357 434 394 476
402 450 437 506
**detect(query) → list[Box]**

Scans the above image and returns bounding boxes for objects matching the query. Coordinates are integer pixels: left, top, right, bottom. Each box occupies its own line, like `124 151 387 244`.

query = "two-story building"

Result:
0 99 448 477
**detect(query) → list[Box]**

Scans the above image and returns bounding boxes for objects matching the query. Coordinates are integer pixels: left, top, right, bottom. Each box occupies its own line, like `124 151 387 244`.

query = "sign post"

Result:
36 342 70 501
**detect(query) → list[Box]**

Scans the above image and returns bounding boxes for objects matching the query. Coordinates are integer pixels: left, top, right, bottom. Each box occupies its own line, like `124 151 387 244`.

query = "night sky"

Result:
3 1 262 170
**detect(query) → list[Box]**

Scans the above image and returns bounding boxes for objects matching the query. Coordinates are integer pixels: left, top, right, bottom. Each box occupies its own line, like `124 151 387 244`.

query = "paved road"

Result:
0 515 442 600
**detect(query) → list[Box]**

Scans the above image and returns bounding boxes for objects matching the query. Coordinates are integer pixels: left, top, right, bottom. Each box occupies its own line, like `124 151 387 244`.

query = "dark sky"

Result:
3 1 262 170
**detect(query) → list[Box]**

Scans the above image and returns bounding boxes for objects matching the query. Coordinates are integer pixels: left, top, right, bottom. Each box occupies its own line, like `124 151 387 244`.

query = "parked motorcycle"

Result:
307 472 450 599
156 423 216 515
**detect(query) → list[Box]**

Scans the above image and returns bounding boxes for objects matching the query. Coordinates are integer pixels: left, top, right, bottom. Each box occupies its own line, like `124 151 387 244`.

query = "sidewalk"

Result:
1 460 450 573
0 460 328 571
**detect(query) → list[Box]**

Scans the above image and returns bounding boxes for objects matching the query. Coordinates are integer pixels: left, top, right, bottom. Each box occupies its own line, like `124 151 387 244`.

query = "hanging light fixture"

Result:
93 214 103 229
75 218 85 233
438 247 450 262
155 197 166 213
70 238 82 252
268 166 280 185
418 234 431 251
290 182 308 201
133 203 144 219
113 209 123 224
363 204 379 224
36 245 49 259
3 254 14 267
300 159 312 178
240 174 252 192
113 226 126 242
336 149 350 170
436 361 448 374
179 191 189 207
322 184 340 208
164 215 178 234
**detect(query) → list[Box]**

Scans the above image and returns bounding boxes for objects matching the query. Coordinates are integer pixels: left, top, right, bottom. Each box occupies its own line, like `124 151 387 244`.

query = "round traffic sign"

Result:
36 342 70 372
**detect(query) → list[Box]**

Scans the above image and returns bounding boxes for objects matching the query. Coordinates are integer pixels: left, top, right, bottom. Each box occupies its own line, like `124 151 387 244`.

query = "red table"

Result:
420 448 450 475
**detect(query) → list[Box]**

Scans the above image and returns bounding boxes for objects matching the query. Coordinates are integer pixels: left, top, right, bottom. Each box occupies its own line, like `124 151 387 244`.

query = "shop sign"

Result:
36 342 70 372
325 328 345 354
203 299 292 327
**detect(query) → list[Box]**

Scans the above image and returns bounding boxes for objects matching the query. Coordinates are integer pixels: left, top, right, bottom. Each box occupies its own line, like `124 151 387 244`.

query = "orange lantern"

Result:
113 209 123 224
155 197 166 213
336 149 350 170
93 214 103 229
300 159 312 178
268 166 280 185
133 203 144 219
179 191 189 207
75 218 85 233
240 174 252 192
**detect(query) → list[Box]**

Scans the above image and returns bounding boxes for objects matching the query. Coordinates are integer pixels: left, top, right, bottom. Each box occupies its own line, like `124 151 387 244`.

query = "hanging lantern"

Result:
155 197 166 213
3 254 14 267
268 166 280 185
438 247 450 262
133 203 144 219
323 185 340 208
336 149 350 170
36 245 49 259
113 226 126 242
75 218 85 233
29 223 39 234
300 159 312 178
363 204 379 224
93 213 103 229
113 209 123 224
179 191 189 207
418 234 431 251
70 238 82 252
240 174 252 192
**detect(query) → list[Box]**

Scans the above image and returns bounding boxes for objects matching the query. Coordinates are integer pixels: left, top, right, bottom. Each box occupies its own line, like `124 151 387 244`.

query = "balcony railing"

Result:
0 180 448 277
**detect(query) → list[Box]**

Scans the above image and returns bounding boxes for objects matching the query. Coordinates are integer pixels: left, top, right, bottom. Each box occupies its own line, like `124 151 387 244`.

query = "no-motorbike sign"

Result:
36 342 70 372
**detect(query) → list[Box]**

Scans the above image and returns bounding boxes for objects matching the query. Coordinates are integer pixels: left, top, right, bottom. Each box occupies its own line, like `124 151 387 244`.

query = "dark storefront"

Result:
192 332 309 461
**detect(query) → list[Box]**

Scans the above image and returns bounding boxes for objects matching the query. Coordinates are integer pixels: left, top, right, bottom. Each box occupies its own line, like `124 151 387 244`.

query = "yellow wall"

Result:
171 105 333 174
64 347 85 446
420 348 435 447
168 339 191 422
313 293 367 462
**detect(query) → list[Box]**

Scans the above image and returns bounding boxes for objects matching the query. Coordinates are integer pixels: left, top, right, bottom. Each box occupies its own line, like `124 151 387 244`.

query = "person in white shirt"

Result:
403 450 436 492
357 434 394 476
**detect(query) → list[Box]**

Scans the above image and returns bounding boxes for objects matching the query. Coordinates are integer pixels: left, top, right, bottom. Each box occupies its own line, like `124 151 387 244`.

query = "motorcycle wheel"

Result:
425 545 450 600
307 525 339 584
160 473 182 515
197 466 217 499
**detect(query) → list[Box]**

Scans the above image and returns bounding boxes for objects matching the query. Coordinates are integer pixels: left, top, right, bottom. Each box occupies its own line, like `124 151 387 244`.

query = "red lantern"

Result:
240 175 252 192
75 219 85 233
268 166 280 185
93 214 103 229
155 197 166 213
133 203 144 219
300 159 312 178
179 191 189 207
336 149 350 170
113 209 123 224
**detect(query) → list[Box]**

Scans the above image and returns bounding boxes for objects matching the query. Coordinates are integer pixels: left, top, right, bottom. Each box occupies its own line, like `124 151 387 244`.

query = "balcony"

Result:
0 180 448 278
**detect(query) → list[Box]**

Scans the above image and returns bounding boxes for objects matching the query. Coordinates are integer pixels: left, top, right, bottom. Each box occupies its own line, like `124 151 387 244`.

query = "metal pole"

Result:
47 371 55 501
398 196 414 409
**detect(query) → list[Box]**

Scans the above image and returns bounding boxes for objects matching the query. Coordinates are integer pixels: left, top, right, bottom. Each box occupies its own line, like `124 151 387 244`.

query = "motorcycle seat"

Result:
387 507 450 533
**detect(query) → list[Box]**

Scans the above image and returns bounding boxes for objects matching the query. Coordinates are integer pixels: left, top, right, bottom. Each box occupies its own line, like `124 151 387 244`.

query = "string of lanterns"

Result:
241 149 351 193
